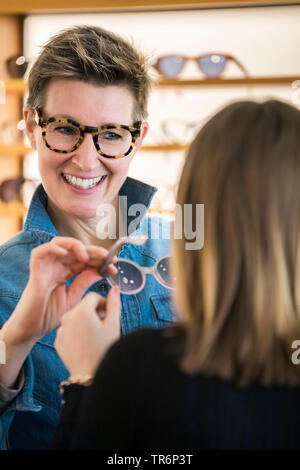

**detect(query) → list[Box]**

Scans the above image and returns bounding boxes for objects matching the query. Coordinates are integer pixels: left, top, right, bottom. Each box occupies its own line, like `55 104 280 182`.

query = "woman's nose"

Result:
71 133 103 171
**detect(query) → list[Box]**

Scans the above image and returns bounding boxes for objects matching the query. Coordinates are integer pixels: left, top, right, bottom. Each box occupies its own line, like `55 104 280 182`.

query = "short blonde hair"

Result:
173 99 300 387
26 25 152 120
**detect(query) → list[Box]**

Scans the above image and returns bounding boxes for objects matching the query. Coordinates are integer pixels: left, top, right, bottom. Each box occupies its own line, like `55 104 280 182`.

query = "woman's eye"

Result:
54 125 76 136
101 131 122 141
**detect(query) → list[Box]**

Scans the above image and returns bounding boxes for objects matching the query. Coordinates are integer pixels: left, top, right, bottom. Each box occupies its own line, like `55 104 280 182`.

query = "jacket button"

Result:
99 284 107 290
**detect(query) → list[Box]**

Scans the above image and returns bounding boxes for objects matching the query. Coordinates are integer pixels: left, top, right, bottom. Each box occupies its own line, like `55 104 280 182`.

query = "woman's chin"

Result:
66 205 98 219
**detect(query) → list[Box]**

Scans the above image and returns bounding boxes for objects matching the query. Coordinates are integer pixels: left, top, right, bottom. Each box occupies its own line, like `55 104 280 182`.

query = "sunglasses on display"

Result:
153 53 249 79
0 177 25 203
35 109 142 159
6 55 29 79
0 177 40 203
99 236 175 295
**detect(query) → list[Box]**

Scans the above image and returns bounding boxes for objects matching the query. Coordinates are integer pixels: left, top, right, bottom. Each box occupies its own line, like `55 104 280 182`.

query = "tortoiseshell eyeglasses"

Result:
35 109 142 159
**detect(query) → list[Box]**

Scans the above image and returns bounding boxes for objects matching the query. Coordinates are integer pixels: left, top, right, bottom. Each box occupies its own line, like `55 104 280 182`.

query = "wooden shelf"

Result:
156 75 300 87
4 79 27 94
141 144 189 151
0 143 187 153
0 143 33 156
0 0 298 14
3 75 300 96
0 200 27 216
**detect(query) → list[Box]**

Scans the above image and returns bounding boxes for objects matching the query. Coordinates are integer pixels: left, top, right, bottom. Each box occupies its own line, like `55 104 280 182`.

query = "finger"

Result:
103 286 121 325
85 246 118 271
51 237 89 262
31 242 68 262
80 291 105 310
85 245 109 261
67 269 101 304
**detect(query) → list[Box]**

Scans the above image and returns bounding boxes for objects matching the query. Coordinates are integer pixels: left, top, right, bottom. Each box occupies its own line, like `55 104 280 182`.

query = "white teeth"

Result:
63 173 104 189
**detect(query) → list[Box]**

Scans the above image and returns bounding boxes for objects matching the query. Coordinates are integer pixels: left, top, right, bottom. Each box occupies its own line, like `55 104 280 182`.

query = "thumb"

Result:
103 286 121 326
80 291 104 311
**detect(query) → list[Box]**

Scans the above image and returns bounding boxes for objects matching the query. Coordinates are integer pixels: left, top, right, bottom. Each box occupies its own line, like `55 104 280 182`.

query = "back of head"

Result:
26 25 151 120
174 99 300 387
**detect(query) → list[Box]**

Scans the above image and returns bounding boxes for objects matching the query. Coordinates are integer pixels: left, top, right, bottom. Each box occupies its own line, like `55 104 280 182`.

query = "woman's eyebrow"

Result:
46 113 125 127
47 113 78 120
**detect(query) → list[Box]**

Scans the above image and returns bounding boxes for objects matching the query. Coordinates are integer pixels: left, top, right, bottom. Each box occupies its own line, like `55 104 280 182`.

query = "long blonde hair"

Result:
173 99 300 386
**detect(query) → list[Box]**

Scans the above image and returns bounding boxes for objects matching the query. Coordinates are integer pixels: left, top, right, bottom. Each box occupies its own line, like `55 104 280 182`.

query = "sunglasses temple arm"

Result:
99 235 148 276
232 57 249 77
99 239 125 277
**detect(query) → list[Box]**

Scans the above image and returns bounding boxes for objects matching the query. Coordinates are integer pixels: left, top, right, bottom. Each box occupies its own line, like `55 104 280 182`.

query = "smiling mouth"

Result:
62 173 106 190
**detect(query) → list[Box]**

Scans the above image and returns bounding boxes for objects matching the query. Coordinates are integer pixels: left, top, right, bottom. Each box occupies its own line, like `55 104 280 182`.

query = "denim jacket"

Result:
0 177 174 450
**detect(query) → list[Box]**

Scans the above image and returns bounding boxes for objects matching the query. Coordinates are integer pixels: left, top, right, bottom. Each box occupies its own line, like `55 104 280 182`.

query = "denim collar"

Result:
23 176 157 237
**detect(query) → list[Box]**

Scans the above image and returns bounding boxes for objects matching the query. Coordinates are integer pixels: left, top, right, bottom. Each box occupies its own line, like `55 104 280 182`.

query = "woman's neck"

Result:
47 198 120 250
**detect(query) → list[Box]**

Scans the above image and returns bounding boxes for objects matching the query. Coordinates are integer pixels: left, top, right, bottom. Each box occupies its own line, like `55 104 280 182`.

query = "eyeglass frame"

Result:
153 52 249 78
99 236 174 295
34 108 142 159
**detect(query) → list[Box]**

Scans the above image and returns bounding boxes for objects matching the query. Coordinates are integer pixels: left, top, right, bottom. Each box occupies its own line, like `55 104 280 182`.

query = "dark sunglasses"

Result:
153 53 248 79
0 177 40 203
6 55 29 79
0 177 25 202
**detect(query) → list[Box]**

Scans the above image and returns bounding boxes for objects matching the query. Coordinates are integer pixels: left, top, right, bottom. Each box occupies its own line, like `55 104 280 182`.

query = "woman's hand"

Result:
7 237 117 344
54 288 121 378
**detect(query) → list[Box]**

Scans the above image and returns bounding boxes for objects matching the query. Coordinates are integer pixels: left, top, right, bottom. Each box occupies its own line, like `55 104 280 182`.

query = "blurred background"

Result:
0 0 299 243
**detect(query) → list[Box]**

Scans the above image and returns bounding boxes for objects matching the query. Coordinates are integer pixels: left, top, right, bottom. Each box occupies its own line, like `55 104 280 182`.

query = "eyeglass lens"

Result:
106 260 144 294
45 120 133 156
197 55 226 77
157 54 227 78
158 56 185 78
155 256 173 288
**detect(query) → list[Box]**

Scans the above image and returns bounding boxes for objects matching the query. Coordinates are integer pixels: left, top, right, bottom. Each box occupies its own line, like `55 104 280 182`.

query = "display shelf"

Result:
3 75 300 95
148 207 174 216
0 200 27 216
0 143 188 154
142 144 189 151
0 143 33 156
0 0 298 14
3 78 27 94
156 75 300 87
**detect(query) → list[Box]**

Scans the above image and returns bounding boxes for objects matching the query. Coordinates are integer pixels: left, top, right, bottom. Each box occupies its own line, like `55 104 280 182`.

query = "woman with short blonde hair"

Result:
0 25 172 450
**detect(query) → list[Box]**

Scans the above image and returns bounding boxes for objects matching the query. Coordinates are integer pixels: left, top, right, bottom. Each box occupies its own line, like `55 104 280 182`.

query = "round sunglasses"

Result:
153 53 248 79
99 236 175 295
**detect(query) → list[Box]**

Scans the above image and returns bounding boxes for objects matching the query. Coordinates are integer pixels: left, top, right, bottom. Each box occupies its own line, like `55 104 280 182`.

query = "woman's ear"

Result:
132 121 149 155
139 121 149 144
23 107 37 150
